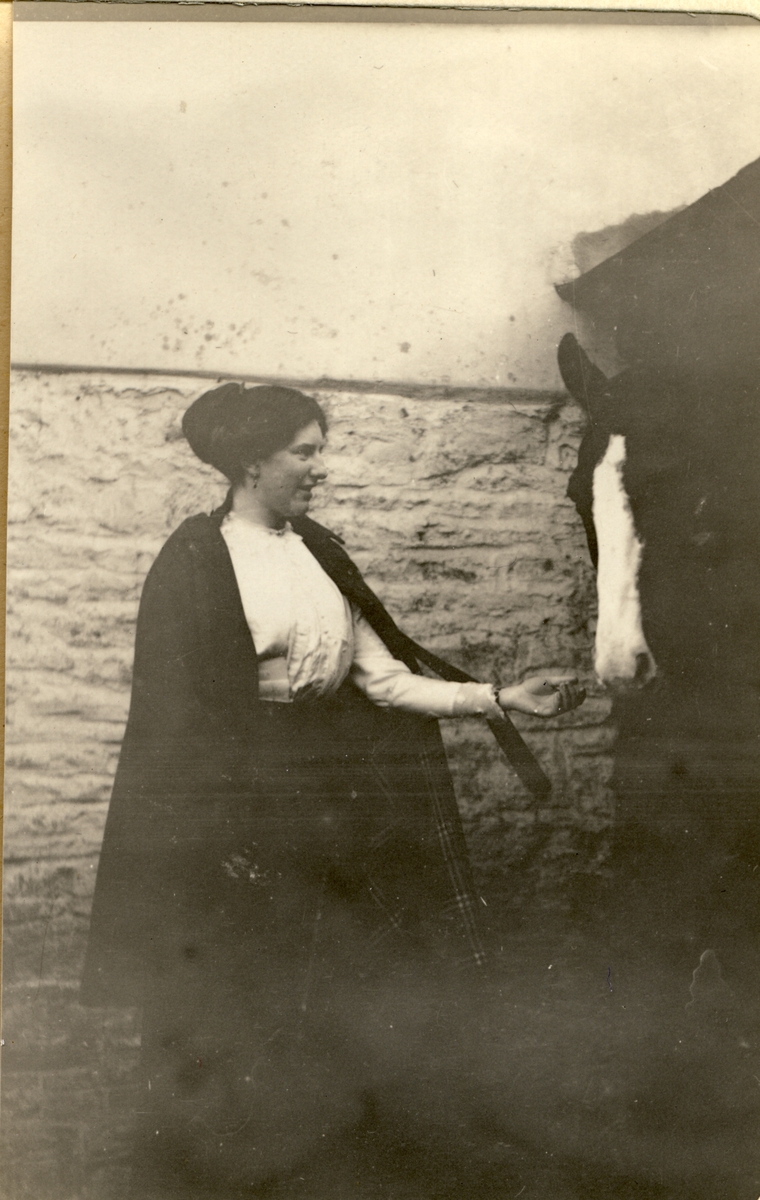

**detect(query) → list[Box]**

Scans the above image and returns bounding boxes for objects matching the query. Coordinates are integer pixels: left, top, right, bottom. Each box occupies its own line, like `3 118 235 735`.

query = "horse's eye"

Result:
690 530 716 548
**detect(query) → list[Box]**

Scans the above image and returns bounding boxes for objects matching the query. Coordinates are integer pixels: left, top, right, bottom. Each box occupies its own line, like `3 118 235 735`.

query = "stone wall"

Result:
2 367 613 1199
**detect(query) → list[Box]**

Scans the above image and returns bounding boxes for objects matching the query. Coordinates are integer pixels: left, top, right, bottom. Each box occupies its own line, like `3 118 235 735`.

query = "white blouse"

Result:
221 511 501 720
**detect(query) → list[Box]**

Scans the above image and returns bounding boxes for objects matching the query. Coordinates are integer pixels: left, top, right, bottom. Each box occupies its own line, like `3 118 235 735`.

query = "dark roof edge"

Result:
555 153 760 307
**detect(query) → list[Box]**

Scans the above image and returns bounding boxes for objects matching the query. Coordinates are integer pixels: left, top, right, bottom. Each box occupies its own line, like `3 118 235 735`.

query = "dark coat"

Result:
80 499 485 1006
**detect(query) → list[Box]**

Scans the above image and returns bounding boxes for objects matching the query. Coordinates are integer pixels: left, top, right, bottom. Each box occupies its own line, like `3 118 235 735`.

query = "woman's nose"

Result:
310 454 328 480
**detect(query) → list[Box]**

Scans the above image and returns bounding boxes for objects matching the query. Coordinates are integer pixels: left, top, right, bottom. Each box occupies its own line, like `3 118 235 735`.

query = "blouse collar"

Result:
222 510 294 538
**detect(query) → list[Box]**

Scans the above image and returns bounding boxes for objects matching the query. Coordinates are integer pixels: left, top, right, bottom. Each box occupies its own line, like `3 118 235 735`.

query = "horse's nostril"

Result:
634 651 657 687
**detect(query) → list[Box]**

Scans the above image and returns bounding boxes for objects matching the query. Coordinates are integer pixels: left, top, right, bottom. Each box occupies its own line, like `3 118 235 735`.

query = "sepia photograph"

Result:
4 5 760 1198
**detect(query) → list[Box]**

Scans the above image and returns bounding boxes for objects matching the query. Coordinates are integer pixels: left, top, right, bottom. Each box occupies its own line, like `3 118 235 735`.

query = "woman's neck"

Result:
230 482 286 530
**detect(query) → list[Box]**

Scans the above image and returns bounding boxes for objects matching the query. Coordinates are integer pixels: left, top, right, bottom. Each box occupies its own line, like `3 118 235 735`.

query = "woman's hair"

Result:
182 382 328 485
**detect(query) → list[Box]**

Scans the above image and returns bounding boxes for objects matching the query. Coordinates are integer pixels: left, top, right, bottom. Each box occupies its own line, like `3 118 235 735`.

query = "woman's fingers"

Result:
523 674 580 695
556 682 586 713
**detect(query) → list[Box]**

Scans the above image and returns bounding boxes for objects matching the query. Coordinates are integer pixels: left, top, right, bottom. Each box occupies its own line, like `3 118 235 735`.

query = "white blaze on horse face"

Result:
593 434 657 689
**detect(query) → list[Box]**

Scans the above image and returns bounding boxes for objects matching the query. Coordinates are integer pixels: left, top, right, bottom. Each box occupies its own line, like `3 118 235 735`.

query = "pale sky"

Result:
12 18 760 387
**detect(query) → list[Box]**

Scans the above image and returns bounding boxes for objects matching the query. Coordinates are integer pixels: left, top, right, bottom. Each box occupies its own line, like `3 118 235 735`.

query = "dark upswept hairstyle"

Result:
182 382 328 486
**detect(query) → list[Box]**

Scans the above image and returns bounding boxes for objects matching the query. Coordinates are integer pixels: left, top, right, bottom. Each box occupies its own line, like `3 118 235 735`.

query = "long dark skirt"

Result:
129 691 483 1197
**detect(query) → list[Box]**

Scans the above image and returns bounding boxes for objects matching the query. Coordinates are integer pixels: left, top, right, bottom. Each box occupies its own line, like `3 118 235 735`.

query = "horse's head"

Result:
558 333 656 691
559 333 760 700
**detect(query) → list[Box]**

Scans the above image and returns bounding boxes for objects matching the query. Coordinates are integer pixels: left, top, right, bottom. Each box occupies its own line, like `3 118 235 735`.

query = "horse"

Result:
558 332 760 969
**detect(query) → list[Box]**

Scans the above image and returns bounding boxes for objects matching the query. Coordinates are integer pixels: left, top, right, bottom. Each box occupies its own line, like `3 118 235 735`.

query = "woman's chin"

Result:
288 496 312 518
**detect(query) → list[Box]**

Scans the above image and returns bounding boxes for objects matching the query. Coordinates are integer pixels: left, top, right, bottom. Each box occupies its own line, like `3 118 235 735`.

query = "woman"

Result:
81 383 584 1197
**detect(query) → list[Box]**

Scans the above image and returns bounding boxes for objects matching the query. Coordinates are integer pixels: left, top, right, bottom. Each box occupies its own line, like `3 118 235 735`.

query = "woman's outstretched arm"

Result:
350 608 585 719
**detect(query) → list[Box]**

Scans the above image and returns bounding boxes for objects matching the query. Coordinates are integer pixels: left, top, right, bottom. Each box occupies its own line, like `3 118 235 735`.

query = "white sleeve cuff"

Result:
451 682 503 720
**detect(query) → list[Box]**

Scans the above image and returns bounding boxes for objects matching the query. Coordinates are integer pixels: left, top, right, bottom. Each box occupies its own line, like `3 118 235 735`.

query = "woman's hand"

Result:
498 675 586 718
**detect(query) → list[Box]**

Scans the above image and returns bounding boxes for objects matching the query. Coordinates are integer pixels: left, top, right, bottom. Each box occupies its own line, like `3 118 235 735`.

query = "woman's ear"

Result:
242 463 261 490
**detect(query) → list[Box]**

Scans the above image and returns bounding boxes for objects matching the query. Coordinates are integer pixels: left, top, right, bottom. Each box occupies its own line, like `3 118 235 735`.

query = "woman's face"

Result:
252 420 328 524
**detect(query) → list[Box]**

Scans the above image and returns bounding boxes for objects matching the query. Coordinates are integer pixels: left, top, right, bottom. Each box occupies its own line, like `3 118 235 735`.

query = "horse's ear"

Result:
557 333 609 413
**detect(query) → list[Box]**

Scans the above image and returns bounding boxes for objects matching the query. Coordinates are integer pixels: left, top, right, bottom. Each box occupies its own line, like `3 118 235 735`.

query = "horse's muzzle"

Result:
599 650 658 694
